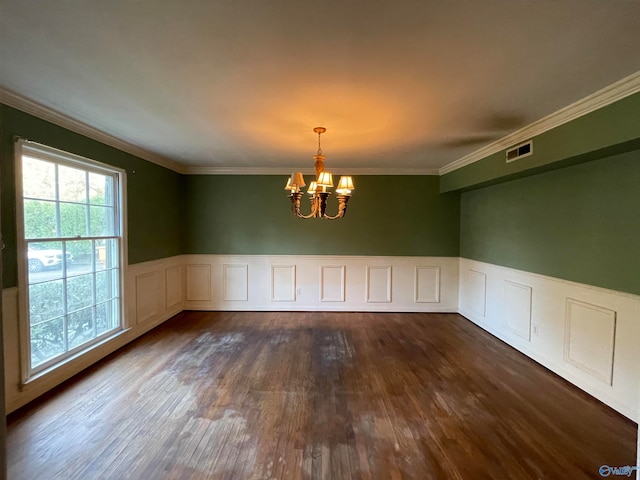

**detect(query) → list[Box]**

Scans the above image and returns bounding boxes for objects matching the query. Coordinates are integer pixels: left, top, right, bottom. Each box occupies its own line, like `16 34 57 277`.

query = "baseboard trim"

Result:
459 308 637 421
458 257 640 422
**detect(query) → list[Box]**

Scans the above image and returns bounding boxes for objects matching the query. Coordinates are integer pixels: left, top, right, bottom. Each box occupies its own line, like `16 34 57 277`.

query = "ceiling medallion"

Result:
284 127 354 219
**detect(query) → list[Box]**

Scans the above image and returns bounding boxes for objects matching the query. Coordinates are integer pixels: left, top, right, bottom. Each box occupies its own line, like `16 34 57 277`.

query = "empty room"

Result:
1 1 639 479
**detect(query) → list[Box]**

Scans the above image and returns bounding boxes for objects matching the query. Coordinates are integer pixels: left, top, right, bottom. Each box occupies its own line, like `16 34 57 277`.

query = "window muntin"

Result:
18 143 124 376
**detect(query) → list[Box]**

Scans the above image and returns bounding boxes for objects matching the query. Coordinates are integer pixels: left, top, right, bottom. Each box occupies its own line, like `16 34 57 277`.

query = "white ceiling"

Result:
1 0 640 173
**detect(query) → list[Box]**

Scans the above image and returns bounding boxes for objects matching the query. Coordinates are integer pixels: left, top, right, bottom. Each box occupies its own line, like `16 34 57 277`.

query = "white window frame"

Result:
15 139 128 383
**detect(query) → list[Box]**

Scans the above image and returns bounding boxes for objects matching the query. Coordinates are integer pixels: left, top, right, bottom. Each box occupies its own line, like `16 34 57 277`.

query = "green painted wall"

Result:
460 150 640 295
185 175 461 257
4 87 637 297
441 92 640 193
0 105 185 288
0 105 460 288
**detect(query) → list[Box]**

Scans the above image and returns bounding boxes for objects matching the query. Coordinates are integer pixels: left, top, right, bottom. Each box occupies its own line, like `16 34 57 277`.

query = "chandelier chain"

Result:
317 130 323 156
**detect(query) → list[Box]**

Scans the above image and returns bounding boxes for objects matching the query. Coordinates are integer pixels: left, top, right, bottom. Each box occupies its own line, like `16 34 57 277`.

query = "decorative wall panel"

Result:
468 270 487 317
565 298 616 385
271 265 296 302
136 272 159 324
366 266 392 303
165 265 183 310
320 265 346 302
186 264 212 301
415 266 441 303
504 280 532 341
223 264 248 301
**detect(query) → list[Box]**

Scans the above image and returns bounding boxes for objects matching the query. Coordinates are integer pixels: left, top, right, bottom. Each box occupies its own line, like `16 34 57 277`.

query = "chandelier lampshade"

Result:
336 176 354 194
317 172 333 188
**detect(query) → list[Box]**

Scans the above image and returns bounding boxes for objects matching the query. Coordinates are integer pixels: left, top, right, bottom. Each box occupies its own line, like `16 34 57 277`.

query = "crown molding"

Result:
8 69 638 179
439 70 640 175
0 86 438 176
182 166 440 175
0 86 186 174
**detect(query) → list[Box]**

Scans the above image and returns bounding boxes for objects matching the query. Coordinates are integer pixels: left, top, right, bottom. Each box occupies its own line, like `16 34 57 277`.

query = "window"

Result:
16 140 125 378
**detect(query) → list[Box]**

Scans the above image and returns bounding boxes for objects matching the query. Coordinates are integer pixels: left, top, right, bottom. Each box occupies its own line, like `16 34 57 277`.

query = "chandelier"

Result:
285 127 354 219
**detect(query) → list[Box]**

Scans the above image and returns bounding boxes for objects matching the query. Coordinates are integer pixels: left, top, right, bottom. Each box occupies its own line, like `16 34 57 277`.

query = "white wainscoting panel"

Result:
186 264 212 301
223 264 248 301
366 266 392 303
466 270 487 317
415 266 441 303
183 255 459 312
272 265 296 302
123 255 186 331
504 280 532 341
12 253 635 429
459 257 640 421
564 298 616 385
320 265 346 302
135 272 160 324
165 265 183 310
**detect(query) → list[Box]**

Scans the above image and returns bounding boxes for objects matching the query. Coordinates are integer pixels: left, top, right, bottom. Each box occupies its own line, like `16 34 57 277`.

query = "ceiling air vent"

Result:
506 140 533 163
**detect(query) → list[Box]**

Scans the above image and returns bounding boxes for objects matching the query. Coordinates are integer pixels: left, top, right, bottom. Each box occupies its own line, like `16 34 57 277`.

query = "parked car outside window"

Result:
27 244 73 273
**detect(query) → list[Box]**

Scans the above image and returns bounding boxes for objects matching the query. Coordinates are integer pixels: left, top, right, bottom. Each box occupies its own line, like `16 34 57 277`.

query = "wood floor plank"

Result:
7 311 637 479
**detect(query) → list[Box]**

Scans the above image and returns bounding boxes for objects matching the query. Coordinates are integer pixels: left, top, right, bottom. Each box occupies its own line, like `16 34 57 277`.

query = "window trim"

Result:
15 139 128 384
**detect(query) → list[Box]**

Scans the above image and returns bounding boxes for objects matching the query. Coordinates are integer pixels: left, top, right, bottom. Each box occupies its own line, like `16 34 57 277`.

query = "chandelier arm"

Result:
322 195 350 220
290 193 318 219
298 199 319 219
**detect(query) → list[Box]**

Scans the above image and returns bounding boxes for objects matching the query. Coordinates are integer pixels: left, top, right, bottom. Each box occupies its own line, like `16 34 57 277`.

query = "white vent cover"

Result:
506 140 533 162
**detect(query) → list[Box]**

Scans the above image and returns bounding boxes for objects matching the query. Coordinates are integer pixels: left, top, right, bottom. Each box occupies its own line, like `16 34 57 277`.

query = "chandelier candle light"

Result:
285 127 354 219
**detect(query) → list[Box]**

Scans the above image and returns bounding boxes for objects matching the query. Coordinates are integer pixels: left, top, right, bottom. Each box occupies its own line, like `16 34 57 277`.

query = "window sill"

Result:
21 327 133 391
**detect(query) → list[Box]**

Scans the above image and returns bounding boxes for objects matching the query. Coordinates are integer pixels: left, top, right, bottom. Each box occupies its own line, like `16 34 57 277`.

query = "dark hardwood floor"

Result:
7 311 637 479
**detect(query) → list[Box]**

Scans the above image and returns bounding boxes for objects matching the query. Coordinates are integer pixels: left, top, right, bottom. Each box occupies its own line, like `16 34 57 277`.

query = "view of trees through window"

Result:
21 148 122 372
